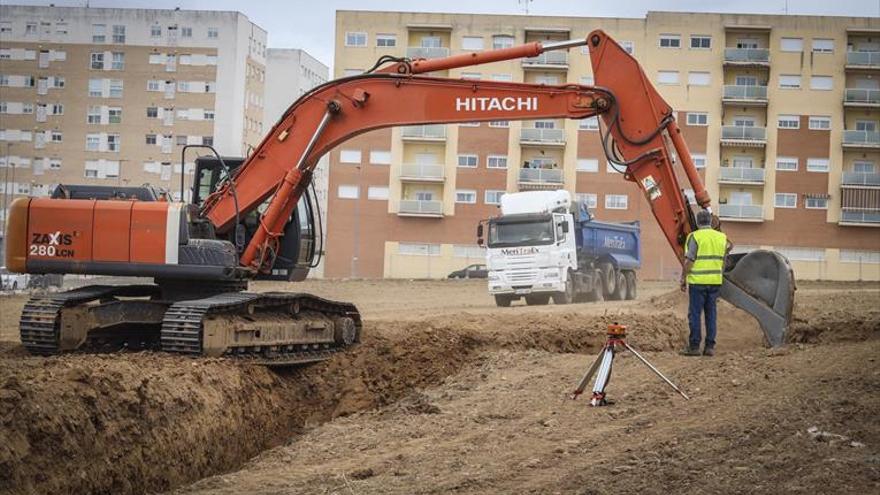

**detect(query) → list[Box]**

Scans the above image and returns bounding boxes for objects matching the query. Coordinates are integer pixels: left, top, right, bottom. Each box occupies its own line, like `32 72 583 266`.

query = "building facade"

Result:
264 48 330 276
327 10 880 281
0 4 268 221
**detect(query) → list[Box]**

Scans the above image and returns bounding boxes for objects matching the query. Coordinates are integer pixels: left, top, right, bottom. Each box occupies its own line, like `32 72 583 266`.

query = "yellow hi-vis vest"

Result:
686 228 727 285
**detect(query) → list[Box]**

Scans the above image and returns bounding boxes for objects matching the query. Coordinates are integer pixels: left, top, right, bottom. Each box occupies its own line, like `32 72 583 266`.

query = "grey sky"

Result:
9 0 879 67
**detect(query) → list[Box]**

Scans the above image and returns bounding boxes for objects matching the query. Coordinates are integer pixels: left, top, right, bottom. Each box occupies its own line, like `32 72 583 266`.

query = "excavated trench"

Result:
0 289 877 495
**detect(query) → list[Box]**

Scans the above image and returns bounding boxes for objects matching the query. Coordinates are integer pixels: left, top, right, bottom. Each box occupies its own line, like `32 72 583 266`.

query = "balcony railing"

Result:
846 51 880 68
722 85 768 102
724 48 770 64
518 168 564 184
406 46 450 59
398 199 443 216
721 126 767 143
842 130 880 147
718 167 765 183
519 128 565 144
399 163 445 181
840 209 880 224
841 171 880 186
844 88 880 106
522 51 568 67
719 204 763 220
401 124 447 141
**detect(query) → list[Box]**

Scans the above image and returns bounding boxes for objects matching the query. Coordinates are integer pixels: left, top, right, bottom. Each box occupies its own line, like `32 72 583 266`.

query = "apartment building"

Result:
327 10 880 281
264 48 330 276
0 4 268 220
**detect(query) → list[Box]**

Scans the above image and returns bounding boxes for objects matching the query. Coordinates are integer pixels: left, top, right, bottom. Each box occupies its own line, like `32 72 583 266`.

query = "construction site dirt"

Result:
1 279 878 495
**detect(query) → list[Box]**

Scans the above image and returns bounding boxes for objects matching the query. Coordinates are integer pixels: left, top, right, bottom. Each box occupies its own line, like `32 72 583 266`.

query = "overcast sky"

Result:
11 0 879 67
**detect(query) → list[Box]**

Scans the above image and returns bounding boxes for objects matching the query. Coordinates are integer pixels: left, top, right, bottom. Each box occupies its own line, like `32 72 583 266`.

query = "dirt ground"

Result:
0 279 878 495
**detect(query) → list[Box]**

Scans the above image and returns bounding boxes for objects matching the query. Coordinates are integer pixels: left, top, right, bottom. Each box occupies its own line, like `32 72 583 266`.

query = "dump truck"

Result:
479 190 640 307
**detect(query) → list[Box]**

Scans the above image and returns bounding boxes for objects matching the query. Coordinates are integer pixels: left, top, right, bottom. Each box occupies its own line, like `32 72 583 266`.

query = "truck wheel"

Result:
608 272 626 301
586 269 604 302
495 295 512 307
553 273 574 305
526 294 550 305
599 263 616 298
624 271 637 300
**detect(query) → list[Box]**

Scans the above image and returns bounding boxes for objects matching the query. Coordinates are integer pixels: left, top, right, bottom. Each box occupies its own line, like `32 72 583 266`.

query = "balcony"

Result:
842 130 880 149
401 124 446 142
723 48 770 67
840 209 880 226
522 51 568 70
841 171 880 187
720 126 767 147
718 167 765 185
399 163 445 183
518 168 564 188
398 199 443 217
718 204 764 222
845 51 880 69
844 88 880 108
519 128 565 146
722 85 768 106
406 46 450 59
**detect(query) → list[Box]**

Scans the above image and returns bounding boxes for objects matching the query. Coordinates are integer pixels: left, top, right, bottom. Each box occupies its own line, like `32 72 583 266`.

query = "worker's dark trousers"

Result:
688 284 721 349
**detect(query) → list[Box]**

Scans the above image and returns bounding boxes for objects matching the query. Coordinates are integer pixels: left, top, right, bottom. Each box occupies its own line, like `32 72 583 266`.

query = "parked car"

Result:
0 267 29 291
448 264 488 279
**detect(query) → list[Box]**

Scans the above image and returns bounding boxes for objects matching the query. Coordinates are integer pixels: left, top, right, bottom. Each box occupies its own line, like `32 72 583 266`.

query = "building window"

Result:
369 150 391 164
492 73 513 81
109 80 123 98
461 72 481 80
204 109 215 120
687 71 710 86
808 116 831 130
202 136 213 146
657 70 679 85
806 158 829 173
686 112 708 126
575 193 598 208
112 25 125 43
605 194 628 209
777 115 800 129
207 27 218 39
455 189 477 203
92 24 106 43
337 185 358 199
488 121 509 128
90 52 104 70
853 161 876 173
111 52 124 70
840 250 880 264
487 155 508 169
457 154 478 168
88 79 103 97
576 158 599 172
150 25 161 38
812 39 834 53
493 35 514 49
805 197 828 209
579 116 599 131
181 27 193 38
146 106 158 118
345 32 367 47
776 247 825 262
87 105 101 124
692 154 707 168
145 134 157 145
108 107 121 124
619 40 635 54
107 134 120 152
658 34 681 48
461 36 484 51
779 74 801 89
810 76 833 91
690 35 711 49
398 243 440 256
485 190 505 205
775 193 797 208
376 33 396 47
51 131 62 142
339 149 361 163
780 37 803 52
86 134 100 151
776 156 798 171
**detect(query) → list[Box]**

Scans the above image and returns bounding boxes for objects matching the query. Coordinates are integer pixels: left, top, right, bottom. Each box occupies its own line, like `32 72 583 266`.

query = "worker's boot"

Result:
702 346 715 357
680 346 701 357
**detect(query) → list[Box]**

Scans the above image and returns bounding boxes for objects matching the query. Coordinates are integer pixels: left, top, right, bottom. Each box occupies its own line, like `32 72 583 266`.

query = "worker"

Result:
679 210 731 357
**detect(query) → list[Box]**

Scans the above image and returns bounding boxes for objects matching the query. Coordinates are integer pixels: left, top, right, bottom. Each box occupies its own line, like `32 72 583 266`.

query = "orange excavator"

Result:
4 31 794 363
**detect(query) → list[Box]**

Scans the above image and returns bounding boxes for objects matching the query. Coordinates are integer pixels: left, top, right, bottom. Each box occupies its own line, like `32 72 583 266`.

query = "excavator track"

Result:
19 285 162 355
160 292 362 366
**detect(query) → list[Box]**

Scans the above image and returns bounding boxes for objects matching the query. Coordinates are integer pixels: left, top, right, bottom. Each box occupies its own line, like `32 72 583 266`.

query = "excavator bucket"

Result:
720 250 795 347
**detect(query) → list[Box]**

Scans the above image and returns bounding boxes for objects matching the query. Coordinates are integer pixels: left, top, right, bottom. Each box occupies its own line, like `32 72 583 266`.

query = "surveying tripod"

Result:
570 323 690 406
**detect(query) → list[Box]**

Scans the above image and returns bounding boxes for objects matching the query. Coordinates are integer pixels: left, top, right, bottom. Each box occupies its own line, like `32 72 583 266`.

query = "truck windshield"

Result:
488 220 555 248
